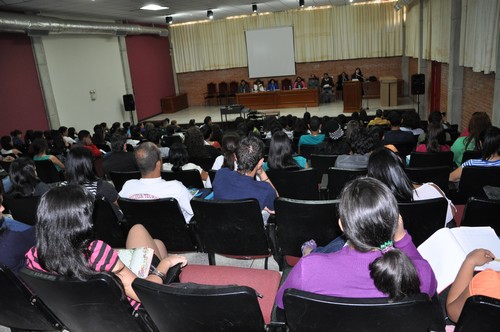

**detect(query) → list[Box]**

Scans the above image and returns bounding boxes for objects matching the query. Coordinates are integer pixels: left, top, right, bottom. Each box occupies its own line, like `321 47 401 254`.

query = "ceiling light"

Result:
207 10 214 19
166 16 173 24
252 4 258 13
140 4 169 11
299 0 305 8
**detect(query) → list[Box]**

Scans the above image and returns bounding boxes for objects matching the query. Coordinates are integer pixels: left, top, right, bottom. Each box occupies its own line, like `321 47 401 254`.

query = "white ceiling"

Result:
0 0 383 25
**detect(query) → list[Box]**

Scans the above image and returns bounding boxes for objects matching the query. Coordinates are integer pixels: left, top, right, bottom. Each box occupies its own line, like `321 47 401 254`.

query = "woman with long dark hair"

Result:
162 143 208 181
314 119 350 155
451 112 491 166
25 185 187 310
184 127 220 160
7 157 49 198
263 131 307 171
32 138 65 172
276 177 436 310
416 124 450 153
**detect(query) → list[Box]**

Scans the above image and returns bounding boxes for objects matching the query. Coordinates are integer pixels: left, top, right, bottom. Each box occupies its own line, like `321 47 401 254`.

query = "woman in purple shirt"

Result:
276 177 437 309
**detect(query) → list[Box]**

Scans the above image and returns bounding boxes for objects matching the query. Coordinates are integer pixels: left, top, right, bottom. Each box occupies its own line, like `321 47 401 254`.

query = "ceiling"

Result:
0 0 384 25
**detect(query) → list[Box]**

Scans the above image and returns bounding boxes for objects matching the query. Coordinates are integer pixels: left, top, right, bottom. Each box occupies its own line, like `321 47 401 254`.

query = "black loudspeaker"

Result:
411 74 425 95
123 94 135 111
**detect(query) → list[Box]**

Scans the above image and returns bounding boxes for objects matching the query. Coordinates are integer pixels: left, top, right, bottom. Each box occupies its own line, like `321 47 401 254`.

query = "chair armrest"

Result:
164 263 183 284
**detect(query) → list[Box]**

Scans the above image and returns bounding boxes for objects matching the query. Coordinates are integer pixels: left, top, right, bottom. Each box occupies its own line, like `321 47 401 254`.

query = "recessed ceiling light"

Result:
140 4 169 11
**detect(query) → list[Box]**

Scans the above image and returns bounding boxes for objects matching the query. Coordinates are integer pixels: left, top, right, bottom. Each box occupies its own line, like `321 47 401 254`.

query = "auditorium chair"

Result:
274 198 341 267
409 151 454 168
227 81 239 104
133 264 282 329
204 82 217 106
190 198 274 269
298 144 317 161
161 169 204 189
208 169 217 184
20 268 157 332
2 195 40 225
92 198 127 248
267 168 320 200
281 78 292 90
0 266 62 331
188 156 216 172
310 154 339 183
460 197 500 235
282 289 432 332
34 159 64 184
326 167 367 199
405 166 450 194
461 150 482 165
452 166 500 204
119 197 199 252
454 295 500 332
217 81 229 105
398 197 448 247
161 135 182 148
109 170 141 192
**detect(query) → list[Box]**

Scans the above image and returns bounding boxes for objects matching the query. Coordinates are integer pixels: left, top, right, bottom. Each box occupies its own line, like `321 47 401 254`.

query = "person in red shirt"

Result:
78 129 102 158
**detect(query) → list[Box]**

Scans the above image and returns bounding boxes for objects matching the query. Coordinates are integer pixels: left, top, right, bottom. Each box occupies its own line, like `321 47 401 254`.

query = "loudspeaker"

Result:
411 74 425 95
123 94 135 111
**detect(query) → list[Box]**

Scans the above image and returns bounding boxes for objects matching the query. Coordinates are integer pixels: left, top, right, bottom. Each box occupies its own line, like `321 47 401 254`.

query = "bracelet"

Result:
149 268 167 283
260 177 269 182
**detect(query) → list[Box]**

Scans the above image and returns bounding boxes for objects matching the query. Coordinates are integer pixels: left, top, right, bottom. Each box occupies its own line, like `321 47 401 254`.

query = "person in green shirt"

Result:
451 112 491 166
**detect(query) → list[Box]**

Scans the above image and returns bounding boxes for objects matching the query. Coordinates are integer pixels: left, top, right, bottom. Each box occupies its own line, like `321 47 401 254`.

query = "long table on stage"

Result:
236 89 319 110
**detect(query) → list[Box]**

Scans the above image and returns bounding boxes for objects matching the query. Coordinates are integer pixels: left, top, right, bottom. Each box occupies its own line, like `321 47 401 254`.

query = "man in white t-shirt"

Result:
119 142 194 223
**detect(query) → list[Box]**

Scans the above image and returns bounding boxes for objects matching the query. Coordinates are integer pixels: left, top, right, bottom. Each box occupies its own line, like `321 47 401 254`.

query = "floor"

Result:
143 96 418 125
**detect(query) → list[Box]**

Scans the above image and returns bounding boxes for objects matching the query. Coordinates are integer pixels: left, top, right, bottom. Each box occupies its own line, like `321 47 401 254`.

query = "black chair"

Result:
119 197 198 252
34 159 63 184
326 167 367 199
393 141 416 159
281 78 292 90
132 279 266 331
92 199 127 248
208 169 217 184
267 169 319 200
109 170 141 192
161 135 182 148
161 169 204 189
398 197 448 247
461 150 482 165
409 151 454 168
455 295 500 332
204 82 217 106
20 268 157 332
460 197 500 235
453 166 500 204
283 288 432 332
298 144 317 161
2 195 40 225
227 81 239 104
217 81 229 105
274 198 341 266
0 160 11 173
0 266 62 331
310 154 339 183
405 166 450 194
188 156 215 172
190 198 273 268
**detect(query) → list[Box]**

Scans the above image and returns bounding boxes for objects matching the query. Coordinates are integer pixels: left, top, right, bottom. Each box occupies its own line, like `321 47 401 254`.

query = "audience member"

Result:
298 116 324 149
451 111 491 166
415 124 450 153
77 130 102 158
276 177 437 311
201 125 221 150
145 128 169 158
162 143 208 181
25 185 187 310
32 138 65 171
417 111 452 145
213 136 278 216
0 135 22 157
7 157 50 198
401 110 424 137
368 109 390 128
335 127 374 168
383 111 415 148
449 126 500 182
263 131 307 171
119 142 194 223
184 127 221 160
314 119 351 155
102 133 138 178
10 130 25 153
320 73 335 103
200 116 212 129
0 194 35 274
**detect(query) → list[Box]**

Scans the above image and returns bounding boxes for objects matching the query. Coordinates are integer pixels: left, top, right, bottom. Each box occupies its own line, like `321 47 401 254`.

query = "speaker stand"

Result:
129 110 135 125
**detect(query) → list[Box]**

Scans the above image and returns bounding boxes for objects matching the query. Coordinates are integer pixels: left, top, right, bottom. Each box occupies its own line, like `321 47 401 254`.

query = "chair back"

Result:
92 199 127 248
109 170 141 192
310 154 339 182
132 278 265 331
393 141 417 159
119 197 198 252
0 160 11 173
2 195 40 225
281 78 292 90
188 156 215 172
409 151 454 168
208 169 217 184
0 266 61 331
299 144 317 161
161 169 204 189
405 166 450 194
274 198 341 265
455 166 500 204
267 169 319 200
161 135 182 147
461 197 500 234
20 268 154 332
190 198 271 263
398 197 448 247
283 288 432 332
455 295 500 332
461 150 482 164
34 159 63 183
93 156 105 178
206 82 217 95
327 167 367 199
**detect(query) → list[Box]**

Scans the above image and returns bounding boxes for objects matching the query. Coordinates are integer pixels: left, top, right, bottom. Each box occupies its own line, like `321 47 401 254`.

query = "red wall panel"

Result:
0 33 48 136
125 34 175 120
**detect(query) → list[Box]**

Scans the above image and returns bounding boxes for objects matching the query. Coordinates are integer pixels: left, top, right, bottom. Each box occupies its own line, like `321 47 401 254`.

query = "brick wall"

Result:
178 57 403 106
461 68 495 132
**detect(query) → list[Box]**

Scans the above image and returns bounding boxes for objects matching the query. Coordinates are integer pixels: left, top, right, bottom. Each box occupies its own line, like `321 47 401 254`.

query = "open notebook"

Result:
117 247 154 279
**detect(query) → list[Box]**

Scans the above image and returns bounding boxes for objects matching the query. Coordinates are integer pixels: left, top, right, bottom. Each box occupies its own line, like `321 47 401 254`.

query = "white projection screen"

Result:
245 26 296 79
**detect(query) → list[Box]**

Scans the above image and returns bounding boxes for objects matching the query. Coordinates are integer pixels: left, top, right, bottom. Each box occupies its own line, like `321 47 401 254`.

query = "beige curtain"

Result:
170 3 403 73
460 0 499 74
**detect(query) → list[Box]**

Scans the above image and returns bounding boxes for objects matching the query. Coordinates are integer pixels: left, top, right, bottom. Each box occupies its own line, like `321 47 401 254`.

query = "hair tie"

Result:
328 127 344 140
379 240 394 254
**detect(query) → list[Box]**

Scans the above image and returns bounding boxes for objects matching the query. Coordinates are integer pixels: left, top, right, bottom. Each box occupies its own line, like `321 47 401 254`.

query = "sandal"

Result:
301 239 317 256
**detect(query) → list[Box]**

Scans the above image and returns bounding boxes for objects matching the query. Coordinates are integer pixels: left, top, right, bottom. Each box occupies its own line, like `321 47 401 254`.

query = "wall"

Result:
0 33 48 136
440 63 449 114
41 35 128 131
177 57 404 106
126 35 175 121
461 68 495 132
